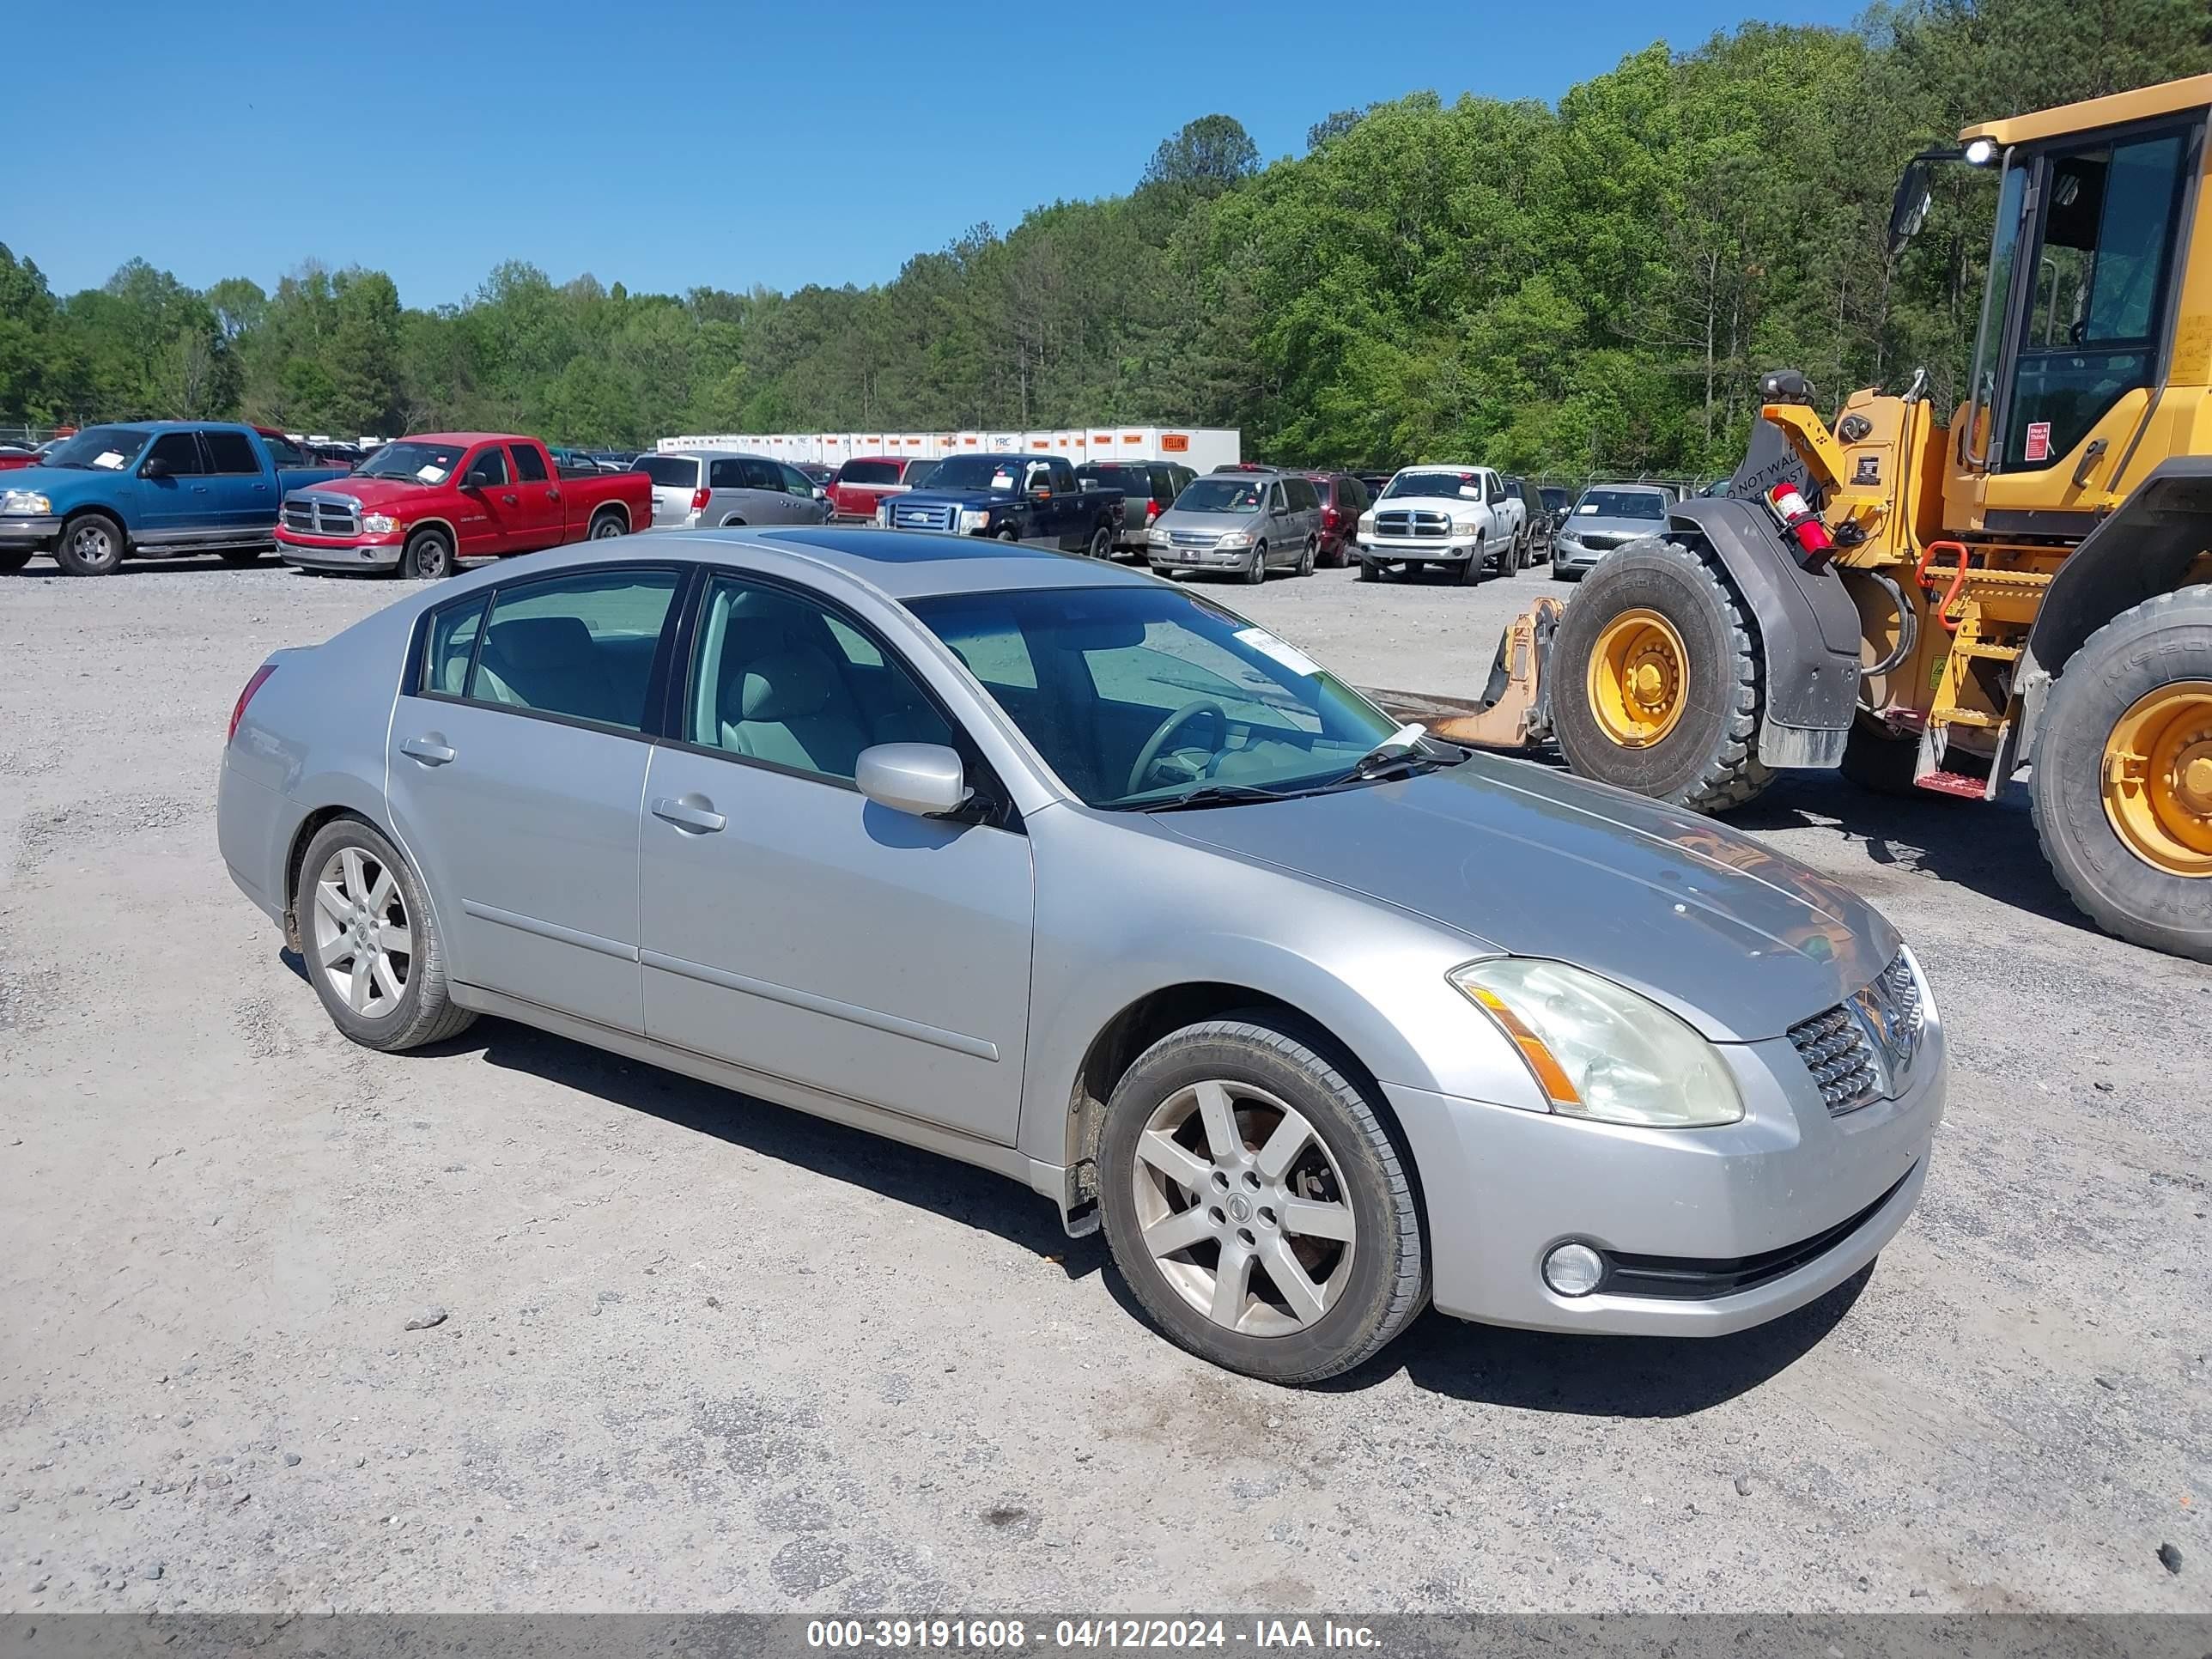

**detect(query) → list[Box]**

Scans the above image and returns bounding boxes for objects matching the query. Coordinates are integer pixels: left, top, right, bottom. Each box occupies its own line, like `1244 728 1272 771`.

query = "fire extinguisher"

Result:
1767 480 1834 566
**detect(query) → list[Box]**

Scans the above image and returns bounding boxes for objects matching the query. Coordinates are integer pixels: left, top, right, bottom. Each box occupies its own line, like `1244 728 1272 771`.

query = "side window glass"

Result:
1268 483 1287 513
709 459 743 489
465 568 679 732
684 576 953 782
741 459 781 491
465 447 510 488
204 430 261 474
263 433 307 467
511 444 549 483
779 464 815 496
422 596 488 697
145 432 207 475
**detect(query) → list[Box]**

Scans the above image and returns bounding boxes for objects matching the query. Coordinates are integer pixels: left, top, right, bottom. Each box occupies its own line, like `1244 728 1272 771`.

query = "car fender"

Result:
1665 496 1863 767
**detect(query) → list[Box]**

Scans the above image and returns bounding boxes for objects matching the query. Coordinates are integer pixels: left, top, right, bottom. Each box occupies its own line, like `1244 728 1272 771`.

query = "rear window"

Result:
637 455 699 489
839 459 903 486
1076 465 1145 489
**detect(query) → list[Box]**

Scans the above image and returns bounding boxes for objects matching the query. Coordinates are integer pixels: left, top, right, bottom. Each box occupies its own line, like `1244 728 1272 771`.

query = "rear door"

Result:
737 457 792 523
200 428 275 535
384 564 685 1030
507 442 563 547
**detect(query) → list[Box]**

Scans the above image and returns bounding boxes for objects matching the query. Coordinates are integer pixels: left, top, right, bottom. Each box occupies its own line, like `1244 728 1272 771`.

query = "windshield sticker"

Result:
416 464 448 483
1577 502 1601 514
94 451 127 470
1236 626 1321 678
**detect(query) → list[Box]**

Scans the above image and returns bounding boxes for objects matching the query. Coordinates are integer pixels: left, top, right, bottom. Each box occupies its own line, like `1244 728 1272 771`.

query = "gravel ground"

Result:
1 550 2207 1615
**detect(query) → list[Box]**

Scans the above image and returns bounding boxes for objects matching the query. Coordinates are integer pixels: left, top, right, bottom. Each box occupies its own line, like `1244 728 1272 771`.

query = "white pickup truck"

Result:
1353 465 1528 583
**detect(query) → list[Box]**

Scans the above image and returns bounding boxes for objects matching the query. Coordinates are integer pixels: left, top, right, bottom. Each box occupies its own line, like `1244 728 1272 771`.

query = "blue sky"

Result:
5 0 1863 307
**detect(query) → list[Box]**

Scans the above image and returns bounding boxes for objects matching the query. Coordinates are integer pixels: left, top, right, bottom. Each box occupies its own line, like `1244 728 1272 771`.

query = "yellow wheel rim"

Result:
1587 609 1689 748
2102 680 2212 878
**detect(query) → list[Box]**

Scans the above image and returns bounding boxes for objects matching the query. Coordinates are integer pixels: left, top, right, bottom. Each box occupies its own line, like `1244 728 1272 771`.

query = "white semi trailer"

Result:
659 425 1241 474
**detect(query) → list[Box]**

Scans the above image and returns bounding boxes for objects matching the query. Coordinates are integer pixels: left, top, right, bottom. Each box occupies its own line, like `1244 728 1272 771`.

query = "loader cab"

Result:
1945 90 2207 535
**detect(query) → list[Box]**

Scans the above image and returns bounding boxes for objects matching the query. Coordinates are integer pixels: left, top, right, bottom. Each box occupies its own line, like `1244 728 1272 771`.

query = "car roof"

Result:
1586 482 1671 495
401 432 532 446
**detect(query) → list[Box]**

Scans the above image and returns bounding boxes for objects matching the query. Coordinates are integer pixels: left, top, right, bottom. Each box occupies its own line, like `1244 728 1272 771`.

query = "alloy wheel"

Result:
1128 1079 1356 1334
310 846 412 1020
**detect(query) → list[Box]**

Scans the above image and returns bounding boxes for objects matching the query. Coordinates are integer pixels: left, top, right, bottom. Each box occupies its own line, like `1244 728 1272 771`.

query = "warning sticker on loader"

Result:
2024 421 2051 462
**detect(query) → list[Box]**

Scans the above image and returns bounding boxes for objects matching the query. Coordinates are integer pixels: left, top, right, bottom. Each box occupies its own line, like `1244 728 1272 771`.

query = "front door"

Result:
453 443 517 557
134 430 213 538
383 565 684 1030
636 572 1035 1145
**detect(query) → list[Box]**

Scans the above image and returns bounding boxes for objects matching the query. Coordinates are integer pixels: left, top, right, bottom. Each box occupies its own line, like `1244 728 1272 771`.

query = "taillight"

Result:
229 664 276 745
1146 498 1161 524
1322 506 1340 530
690 486 711 513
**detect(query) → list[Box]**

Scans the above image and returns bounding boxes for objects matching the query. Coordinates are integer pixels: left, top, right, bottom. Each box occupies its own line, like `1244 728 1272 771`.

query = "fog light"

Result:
1543 1242 1605 1297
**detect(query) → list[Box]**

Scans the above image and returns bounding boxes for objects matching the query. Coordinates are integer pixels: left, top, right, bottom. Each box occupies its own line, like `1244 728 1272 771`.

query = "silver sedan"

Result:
218 527 1944 1383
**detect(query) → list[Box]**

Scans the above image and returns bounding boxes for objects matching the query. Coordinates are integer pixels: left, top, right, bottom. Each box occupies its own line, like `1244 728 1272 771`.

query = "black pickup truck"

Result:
882 453 1123 556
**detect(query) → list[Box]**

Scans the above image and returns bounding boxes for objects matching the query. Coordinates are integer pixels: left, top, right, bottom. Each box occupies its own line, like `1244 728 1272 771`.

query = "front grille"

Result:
1580 532 1630 551
1376 509 1450 538
1170 529 1219 547
283 495 360 536
1788 951 1924 1115
890 501 953 532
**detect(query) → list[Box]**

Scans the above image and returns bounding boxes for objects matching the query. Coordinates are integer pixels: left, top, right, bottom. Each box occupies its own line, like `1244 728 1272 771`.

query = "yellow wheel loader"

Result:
1443 73 2212 963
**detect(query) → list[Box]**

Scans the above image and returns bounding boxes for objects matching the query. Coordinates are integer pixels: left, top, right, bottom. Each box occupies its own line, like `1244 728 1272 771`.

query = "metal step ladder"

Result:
1914 546 2049 800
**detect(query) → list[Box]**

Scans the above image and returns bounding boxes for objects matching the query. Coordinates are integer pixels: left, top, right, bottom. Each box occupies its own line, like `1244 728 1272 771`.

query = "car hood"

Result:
1153 755 1898 1042
3 464 125 501
1154 508 1259 533
287 475 436 507
1562 514 1667 540
1370 492 1477 514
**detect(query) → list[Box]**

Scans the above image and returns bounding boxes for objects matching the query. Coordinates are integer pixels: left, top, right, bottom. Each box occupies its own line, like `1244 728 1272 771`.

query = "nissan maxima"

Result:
218 526 1944 1383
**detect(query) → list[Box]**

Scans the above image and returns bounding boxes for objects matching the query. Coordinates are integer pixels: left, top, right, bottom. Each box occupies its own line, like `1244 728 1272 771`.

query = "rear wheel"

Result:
1551 538 1774 811
589 509 626 540
2031 587 2212 963
1088 521 1114 561
1098 1014 1426 1384
399 527 452 580
1296 536 1317 578
55 513 124 577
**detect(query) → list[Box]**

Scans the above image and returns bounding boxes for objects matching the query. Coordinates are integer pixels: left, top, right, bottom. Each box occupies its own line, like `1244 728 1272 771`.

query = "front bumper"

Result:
1382 1015 1946 1336
1148 540 1252 570
276 532 404 571
0 514 60 546
1358 534 1481 562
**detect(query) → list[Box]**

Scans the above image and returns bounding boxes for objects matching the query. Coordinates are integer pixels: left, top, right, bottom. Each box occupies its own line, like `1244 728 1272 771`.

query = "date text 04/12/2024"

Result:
805 1619 1382 1650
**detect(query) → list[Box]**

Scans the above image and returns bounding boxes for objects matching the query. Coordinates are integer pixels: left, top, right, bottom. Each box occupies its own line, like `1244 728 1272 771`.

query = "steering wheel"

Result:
1127 700 1229 796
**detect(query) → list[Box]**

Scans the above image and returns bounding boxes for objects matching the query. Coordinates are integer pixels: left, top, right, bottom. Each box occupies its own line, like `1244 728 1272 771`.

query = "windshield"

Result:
1575 488 1668 520
1540 488 1570 511
908 585 1401 809
838 459 903 486
1173 477 1266 514
355 441 468 483
637 455 699 489
40 427 154 471
921 454 1023 489
1382 471 1480 501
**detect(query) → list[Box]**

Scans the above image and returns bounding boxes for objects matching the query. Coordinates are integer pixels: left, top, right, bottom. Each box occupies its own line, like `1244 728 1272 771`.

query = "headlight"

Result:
1216 530 1255 549
875 504 890 527
362 513 399 535
1146 526 1170 546
1451 513 1483 532
957 508 991 533
1 490 52 515
1357 513 1376 534
1449 958 1743 1128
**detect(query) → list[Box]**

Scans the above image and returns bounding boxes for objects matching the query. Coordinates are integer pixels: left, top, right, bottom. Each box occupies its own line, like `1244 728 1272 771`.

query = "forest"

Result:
1 0 2205 477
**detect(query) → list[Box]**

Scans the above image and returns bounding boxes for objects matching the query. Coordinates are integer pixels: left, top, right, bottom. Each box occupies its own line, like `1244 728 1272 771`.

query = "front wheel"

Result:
1356 557 1378 582
0 546 33 574
295 817 477 1052
217 548 263 568
55 513 125 577
399 527 453 580
1458 541 1484 585
1098 1015 1427 1384
1243 543 1267 585
2031 587 2212 962
1550 538 1774 811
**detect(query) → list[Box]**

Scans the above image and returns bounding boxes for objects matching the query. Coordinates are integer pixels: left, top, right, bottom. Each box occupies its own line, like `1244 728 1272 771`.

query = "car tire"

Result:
55 512 125 577
997 527 1020 544
1459 540 1484 586
0 547 33 573
217 548 263 568
1244 543 1267 585
1098 1013 1427 1385
295 817 477 1053
1297 537 1317 577
589 509 626 540
1356 558 1378 582
1088 522 1115 561
720 515 748 527
2029 586 2212 963
1550 538 1775 811
399 527 453 580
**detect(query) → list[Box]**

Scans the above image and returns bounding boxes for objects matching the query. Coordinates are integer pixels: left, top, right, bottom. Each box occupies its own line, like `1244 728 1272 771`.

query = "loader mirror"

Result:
1888 160 1933 254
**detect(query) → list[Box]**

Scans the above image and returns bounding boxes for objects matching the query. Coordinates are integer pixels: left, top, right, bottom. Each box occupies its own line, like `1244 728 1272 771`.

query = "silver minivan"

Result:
1145 468 1323 583
637 450 832 531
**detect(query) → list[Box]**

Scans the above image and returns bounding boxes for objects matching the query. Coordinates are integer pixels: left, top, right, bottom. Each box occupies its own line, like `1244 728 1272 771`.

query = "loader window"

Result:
2002 128 2191 471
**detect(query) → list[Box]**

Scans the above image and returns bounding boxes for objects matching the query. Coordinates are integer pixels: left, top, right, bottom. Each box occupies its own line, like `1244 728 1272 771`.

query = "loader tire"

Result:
2030 587 2212 963
1551 538 1774 812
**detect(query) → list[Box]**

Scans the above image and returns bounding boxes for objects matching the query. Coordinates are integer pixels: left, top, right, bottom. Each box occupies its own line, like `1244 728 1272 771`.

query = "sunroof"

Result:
758 527 1061 565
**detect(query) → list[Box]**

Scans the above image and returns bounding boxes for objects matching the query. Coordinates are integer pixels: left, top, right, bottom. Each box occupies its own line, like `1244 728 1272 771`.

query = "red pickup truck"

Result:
274 432 651 579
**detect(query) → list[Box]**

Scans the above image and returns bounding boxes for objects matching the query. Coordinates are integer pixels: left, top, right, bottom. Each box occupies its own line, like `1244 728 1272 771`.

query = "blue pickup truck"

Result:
882 453 1123 557
0 421 349 576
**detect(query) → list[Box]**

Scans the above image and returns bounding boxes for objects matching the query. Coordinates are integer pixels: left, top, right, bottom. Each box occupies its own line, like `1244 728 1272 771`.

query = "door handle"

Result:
652 796 726 834
401 735 457 766
501 493 519 506
547 489 562 502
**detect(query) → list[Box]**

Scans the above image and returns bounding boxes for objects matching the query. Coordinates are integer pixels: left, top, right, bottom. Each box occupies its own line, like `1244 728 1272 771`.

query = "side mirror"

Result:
1887 159 1933 255
856 742 969 819
465 468 495 489
814 486 829 501
142 457 172 479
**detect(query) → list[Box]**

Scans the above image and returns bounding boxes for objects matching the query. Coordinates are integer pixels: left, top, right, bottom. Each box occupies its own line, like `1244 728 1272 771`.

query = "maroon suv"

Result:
1302 472 1373 568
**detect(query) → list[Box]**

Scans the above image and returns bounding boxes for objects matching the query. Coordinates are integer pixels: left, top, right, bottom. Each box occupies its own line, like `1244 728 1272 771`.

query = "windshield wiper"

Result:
1137 782 1306 813
1312 723 1467 792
